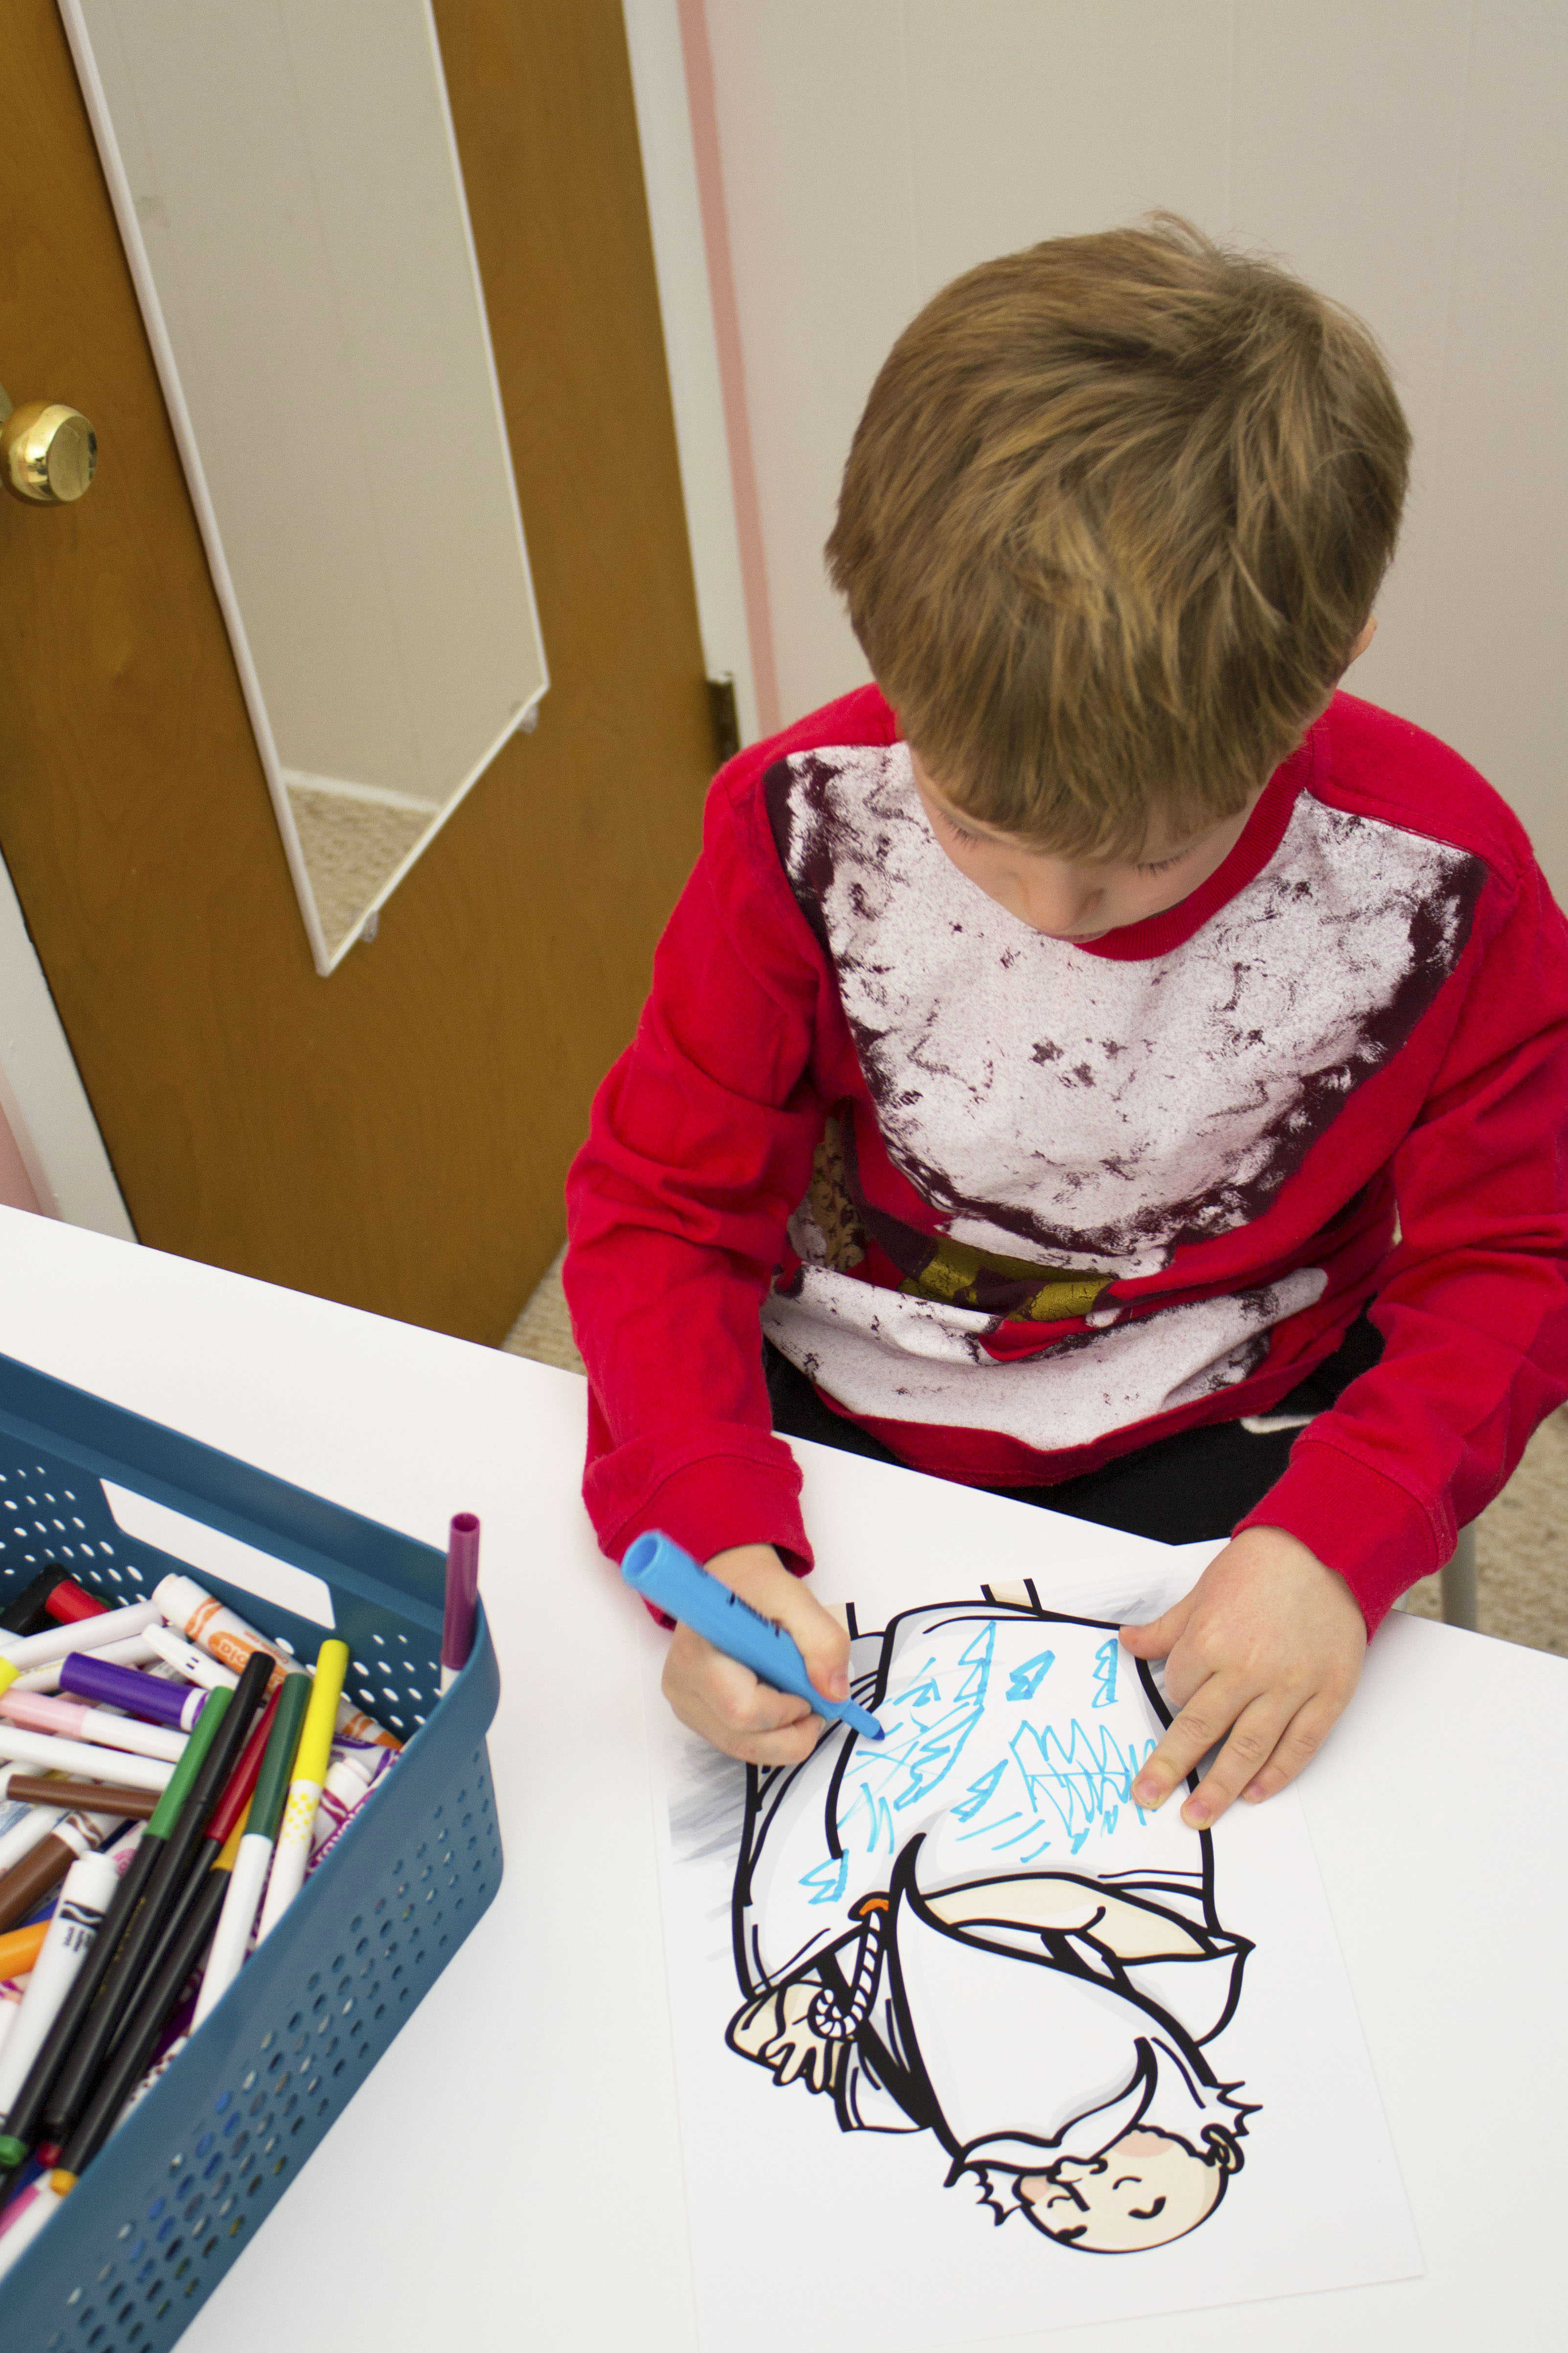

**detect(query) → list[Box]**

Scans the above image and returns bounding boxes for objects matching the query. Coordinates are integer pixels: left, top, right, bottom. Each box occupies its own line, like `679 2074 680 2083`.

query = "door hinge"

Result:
707 675 741 768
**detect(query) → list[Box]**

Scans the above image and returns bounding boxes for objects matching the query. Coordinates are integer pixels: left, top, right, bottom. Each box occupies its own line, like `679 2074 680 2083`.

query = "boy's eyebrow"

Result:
924 788 1209 866
911 756 1213 864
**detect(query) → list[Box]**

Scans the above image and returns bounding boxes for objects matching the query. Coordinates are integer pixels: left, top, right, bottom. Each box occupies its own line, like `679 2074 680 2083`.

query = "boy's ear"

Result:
1346 614 1378 666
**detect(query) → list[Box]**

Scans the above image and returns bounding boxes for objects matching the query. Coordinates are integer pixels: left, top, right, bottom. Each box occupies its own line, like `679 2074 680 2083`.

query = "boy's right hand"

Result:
661 1543 851 1765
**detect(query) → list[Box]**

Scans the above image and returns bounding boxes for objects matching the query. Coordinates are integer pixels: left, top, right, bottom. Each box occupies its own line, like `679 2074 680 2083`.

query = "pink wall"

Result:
675 0 782 737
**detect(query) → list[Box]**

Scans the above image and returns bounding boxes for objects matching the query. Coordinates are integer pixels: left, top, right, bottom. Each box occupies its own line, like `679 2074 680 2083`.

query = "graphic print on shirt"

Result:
760 742 1483 1447
724 1594 1257 2254
766 744 1482 1272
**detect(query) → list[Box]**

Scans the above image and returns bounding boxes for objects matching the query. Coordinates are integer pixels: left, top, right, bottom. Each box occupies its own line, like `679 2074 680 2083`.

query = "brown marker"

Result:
4 1775 157 1821
0 1811 117 1935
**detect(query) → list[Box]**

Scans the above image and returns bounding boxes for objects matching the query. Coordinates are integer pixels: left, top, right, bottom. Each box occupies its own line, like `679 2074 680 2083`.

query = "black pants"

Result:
763 1314 1383 1547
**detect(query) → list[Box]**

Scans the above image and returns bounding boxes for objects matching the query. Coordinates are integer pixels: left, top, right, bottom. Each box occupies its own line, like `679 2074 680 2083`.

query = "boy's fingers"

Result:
1131 1672 1249 1810
670 1677 824 1767
710 1549 851 1704
1242 1698 1337 1803
664 1629 809 1736
1118 1592 1196 1660
733 1715 828 1768
1179 1694 1297 1826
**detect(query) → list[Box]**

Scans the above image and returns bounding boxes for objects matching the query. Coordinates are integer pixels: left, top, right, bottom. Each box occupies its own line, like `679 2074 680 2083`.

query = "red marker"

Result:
0 1570 107 1640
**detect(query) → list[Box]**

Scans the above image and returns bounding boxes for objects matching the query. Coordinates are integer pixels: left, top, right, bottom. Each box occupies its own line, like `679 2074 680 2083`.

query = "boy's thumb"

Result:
1119 1606 1182 1660
790 1607 851 1704
804 1629 851 1704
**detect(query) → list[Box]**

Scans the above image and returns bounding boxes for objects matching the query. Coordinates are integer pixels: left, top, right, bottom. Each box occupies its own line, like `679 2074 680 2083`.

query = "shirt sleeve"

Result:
1237 851 1568 1629
563 769 828 1574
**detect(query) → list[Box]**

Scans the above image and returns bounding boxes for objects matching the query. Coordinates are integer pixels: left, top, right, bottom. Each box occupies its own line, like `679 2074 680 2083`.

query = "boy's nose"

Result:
1017 871 1104 937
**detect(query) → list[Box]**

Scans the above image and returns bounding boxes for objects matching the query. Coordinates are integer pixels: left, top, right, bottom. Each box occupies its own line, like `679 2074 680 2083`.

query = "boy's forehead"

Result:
907 746 1203 866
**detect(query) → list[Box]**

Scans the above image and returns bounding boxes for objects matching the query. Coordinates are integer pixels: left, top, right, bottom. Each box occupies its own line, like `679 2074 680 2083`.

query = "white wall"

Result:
701 0 1568 895
0 850 134 1238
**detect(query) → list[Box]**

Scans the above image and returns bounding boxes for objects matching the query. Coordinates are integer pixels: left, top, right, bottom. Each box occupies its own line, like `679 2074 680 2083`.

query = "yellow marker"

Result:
253 1639 348 1942
216 1803 252 1870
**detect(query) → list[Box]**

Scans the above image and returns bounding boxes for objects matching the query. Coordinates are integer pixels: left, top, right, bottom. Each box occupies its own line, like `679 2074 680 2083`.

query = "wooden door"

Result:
0 0 714 1340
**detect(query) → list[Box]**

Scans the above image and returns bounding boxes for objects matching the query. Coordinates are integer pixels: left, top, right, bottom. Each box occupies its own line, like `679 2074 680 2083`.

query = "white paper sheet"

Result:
649 1540 1421 2350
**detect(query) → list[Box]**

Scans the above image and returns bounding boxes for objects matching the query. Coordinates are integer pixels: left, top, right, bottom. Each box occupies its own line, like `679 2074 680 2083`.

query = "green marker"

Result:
192 1673 311 2026
0 1685 233 2172
42 1653 271 2147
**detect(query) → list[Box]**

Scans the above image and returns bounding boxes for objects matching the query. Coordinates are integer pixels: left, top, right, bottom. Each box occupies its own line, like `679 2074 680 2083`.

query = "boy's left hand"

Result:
1119 1527 1367 1827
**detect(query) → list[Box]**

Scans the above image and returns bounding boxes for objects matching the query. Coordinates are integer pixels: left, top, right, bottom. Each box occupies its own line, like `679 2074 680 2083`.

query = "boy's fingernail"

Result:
1132 1774 1165 1807
1183 1797 1211 1827
1243 1780 1266 1803
826 1669 849 1700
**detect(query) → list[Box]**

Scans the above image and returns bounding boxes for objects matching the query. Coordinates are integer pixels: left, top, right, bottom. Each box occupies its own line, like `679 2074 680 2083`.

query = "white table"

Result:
0 1206 1561 2352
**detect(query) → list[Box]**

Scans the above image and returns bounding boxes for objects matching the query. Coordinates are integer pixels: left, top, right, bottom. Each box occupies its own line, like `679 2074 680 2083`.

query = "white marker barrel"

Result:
142 1625 239 1693
156 1577 398 1749
0 1600 162 1689
0 1693 187 1765
254 1779 321 1941
192 1837 271 2026
0 1804 67 1878
0 1726 174 1793
0 1848 118 2122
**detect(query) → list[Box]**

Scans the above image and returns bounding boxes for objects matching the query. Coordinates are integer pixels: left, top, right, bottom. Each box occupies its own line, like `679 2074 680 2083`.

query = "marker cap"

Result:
248 1673 312 1843
45 1580 110 1625
146 1686 232 1839
294 1642 350 1788
441 1513 481 1676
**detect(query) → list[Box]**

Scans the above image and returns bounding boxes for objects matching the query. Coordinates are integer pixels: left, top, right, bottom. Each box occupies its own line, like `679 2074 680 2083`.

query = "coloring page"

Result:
650 1574 1421 2350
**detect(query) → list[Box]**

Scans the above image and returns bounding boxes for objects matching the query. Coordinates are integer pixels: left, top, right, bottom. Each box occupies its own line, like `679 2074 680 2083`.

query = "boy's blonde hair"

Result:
825 213 1411 857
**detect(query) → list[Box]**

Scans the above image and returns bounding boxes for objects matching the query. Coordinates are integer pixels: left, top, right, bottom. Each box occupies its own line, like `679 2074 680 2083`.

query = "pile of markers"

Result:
0 1509 481 2281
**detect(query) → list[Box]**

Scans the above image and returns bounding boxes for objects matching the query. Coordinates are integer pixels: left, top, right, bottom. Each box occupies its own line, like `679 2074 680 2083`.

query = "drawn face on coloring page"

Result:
1016 2127 1239 2252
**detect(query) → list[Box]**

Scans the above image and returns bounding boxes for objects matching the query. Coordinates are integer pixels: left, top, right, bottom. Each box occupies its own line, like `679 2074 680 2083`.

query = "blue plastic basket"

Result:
0 1350 503 2352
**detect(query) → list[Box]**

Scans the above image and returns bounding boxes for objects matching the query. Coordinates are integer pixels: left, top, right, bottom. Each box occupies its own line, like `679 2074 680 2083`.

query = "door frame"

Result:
621 0 762 744
0 845 134 1235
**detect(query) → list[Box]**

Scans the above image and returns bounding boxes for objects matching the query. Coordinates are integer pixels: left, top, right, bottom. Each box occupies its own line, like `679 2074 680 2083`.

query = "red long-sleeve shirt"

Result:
564 685 1568 1629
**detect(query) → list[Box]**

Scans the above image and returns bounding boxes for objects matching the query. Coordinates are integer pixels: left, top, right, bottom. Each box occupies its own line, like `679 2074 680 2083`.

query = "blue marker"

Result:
622 1532 884 1741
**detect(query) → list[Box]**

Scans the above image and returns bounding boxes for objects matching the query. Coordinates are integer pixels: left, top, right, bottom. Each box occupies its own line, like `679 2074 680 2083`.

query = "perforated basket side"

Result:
0 1367 505 2353
3 1619 502 2353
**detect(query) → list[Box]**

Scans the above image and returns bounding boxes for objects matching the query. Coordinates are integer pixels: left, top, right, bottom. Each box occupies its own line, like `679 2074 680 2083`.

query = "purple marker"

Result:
439 1514 481 1695
59 1654 206 1733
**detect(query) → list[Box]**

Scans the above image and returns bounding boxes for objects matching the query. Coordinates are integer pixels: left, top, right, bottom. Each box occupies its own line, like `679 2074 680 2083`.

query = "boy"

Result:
564 214 1568 1826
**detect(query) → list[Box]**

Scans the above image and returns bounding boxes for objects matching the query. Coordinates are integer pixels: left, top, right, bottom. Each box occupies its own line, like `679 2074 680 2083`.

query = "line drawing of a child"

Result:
725 1593 1258 2252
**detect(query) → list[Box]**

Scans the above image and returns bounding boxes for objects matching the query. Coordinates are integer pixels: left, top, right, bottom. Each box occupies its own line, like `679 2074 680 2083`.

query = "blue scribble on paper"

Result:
1006 1650 1056 1701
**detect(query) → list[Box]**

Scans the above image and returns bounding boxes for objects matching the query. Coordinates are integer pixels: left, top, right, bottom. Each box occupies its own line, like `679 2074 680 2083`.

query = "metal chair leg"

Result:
1440 1524 1478 1631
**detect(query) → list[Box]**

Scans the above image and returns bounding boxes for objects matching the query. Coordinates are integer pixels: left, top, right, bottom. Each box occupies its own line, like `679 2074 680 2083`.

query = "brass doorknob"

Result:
0 384 97 505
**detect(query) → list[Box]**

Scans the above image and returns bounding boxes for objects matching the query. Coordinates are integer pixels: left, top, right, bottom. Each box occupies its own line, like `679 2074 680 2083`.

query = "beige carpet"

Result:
285 784 436 959
505 1248 1568 1655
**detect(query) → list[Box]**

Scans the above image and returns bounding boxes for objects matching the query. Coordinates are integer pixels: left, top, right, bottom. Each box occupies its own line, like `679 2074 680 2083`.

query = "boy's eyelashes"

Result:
939 806 1191 877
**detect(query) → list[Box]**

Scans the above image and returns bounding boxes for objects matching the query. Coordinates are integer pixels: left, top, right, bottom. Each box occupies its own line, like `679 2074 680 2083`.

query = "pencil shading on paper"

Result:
725 1597 1255 2252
